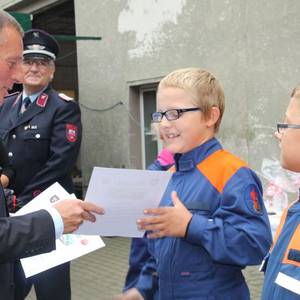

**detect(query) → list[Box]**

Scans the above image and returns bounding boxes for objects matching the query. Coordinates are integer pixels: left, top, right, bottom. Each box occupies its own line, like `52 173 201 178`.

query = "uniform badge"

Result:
250 188 262 213
36 93 48 107
66 123 78 142
245 185 263 214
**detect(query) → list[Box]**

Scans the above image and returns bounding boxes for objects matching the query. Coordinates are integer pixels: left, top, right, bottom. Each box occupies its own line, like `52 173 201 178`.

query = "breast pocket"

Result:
23 129 51 162
185 201 212 216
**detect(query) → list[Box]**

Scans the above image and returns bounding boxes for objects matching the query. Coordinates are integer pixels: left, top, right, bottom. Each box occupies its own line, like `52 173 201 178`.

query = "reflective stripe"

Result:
275 272 300 295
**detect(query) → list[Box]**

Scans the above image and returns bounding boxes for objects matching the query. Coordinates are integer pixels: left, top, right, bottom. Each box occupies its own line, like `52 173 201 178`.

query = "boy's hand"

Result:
113 288 144 300
137 191 192 238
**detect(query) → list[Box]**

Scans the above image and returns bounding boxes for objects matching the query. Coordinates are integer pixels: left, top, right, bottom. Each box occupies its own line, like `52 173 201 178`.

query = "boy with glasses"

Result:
261 84 300 299
115 68 272 300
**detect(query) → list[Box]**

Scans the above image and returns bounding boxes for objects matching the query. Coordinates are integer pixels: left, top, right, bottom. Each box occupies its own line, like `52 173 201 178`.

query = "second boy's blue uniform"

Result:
261 194 300 299
135 138 272 300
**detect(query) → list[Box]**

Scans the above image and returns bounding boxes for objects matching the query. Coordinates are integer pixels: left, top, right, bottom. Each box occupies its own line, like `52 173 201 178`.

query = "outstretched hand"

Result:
137 191 192 238
53 199 105 234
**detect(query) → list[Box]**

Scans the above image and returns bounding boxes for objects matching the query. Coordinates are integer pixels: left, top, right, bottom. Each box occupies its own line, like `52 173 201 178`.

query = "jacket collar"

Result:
174 137 222 172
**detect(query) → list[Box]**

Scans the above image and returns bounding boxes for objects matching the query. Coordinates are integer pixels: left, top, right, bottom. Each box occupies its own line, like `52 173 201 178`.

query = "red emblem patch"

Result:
250 188 261 213
36 94 48 107
66 123 77 142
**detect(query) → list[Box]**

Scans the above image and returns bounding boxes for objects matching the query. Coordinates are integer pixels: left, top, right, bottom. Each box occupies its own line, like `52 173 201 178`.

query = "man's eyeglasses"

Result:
22 59 51 68
277 123 300 134
151 108 201 123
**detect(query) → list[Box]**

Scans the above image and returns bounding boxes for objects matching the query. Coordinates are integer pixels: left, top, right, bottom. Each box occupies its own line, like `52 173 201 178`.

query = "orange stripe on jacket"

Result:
197 149 247 193
282 223 300 267
270 200 298 252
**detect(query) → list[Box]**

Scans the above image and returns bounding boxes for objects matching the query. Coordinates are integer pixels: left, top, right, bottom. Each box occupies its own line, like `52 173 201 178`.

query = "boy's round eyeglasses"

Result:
151 108 201 123
277 123 300 134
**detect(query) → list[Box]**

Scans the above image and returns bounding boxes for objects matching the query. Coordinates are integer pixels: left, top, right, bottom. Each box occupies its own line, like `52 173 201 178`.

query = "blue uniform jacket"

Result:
0 85 82 207
136 138 272 300
261 193 300 299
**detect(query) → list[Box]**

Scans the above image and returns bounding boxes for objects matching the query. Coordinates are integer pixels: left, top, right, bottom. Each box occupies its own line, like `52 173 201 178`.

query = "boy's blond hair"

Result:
158 68 225 132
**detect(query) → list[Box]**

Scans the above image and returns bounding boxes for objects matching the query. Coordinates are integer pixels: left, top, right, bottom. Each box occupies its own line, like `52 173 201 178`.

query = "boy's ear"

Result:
206 106 220 128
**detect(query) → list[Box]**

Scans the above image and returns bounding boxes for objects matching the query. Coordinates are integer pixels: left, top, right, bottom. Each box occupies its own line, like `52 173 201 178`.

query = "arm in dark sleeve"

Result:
17 102 82 204
0 141 15 182
0 186 56 262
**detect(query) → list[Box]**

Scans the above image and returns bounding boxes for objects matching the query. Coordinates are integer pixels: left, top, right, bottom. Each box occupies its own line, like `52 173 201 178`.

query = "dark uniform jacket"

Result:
0 141 15 182
0 184 56 300
0 85 82 207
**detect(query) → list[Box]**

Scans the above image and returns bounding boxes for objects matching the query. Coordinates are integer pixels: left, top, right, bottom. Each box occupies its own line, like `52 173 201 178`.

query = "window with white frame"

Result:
140 88 162 169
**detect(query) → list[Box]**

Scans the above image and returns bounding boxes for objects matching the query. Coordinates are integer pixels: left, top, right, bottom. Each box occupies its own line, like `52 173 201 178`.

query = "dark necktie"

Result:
20 97 31 114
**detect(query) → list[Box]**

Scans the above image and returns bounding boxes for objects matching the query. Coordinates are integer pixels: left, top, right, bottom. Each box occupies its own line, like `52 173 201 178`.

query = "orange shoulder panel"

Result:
282 223 300 267
271 200 298 252
197 149 248 193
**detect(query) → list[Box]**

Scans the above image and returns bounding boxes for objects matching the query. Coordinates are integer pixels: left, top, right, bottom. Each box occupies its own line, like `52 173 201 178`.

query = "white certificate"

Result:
75 167 172 237
14 182 105 278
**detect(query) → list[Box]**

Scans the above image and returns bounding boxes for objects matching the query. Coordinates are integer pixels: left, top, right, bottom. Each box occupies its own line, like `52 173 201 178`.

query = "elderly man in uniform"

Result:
0 10 104 300
0 29 82 300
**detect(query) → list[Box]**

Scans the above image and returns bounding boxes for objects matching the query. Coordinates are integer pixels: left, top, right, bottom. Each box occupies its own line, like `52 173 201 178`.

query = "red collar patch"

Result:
36 93 48 107
66 123 78 142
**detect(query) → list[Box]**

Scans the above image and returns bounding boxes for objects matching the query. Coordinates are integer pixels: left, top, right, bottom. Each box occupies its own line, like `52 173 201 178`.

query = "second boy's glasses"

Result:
151 108 201 123
277 123 300 134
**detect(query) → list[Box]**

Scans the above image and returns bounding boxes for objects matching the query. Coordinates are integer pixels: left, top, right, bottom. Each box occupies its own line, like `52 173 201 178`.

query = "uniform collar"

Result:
174 137 222 172
22 85 49 103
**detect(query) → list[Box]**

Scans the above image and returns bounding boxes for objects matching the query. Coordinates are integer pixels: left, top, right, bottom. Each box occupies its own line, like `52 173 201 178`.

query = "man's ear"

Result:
206 106 220 128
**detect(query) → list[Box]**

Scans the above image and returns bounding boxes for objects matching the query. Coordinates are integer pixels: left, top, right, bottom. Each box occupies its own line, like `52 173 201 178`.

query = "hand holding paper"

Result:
76 167 172 237
137 191 192 239
14 182 105 278
53 199 105 233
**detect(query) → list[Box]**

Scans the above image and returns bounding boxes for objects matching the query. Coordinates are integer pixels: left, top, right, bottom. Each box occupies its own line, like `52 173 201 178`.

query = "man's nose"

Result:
11 62 24 85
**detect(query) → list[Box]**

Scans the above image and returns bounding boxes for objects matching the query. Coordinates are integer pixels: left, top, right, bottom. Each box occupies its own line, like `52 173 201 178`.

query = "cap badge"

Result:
33 32 40 38
28 44 46 51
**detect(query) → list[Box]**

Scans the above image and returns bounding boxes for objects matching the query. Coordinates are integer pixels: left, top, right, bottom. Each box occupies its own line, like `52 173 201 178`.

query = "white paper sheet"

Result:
75 167 172 237
14 182 105 278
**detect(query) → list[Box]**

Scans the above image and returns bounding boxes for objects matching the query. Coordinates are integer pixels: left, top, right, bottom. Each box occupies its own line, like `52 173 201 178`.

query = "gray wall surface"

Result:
1 0 299 189
74 0 300 188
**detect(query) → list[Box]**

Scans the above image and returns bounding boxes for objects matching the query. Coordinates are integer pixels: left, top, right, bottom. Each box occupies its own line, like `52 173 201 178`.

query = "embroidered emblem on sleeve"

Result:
245 185 263 214
66 123 78 142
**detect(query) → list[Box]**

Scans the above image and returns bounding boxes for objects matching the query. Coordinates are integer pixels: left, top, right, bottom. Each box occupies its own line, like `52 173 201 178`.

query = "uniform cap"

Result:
23 29 59 60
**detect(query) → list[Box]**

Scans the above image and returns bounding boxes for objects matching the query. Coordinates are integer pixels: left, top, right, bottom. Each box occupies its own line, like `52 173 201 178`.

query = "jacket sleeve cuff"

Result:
185 214 208 245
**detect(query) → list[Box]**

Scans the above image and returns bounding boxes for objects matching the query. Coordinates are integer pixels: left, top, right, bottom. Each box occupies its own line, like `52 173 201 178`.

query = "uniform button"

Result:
35 134 40 139
12 134 16 139
8 152 13 157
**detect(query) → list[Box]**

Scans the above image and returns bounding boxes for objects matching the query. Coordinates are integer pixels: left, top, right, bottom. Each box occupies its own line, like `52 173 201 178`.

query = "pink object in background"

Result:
157 148 174 166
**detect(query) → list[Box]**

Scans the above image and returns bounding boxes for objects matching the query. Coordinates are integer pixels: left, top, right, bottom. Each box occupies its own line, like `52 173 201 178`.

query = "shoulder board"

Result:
4 91 20 98
58 93 74 102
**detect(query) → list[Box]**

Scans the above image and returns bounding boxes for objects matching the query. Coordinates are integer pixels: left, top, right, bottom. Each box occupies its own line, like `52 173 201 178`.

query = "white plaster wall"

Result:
3 0 293 189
